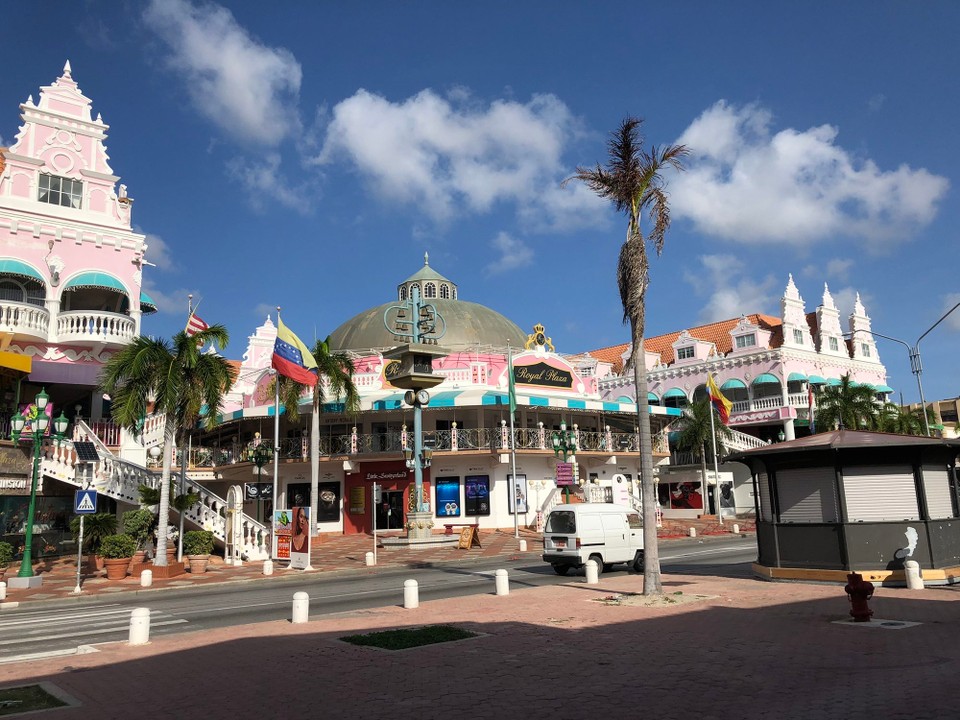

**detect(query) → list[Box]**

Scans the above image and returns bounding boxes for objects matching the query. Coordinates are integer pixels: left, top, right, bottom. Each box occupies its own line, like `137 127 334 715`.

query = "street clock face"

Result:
404 390 416 406
416 389 430 405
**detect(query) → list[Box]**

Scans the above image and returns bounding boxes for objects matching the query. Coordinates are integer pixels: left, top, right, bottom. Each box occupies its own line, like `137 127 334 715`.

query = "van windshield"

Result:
545 510 576 534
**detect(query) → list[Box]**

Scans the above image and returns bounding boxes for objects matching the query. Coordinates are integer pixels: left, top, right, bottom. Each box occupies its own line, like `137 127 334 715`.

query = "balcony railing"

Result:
0 301 49 339
57 310 135 345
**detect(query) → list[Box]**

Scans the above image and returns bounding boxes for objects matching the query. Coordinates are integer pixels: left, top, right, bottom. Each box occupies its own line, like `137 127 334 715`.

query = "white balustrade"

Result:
0 301 49 337
57 310 135 344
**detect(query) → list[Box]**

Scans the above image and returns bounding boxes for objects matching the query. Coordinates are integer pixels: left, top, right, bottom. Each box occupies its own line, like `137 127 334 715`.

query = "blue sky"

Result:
2 1 958 404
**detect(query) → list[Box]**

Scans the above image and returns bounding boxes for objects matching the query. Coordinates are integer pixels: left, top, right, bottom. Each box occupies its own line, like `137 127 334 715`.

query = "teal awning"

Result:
808 375 826 385
647 392 659 402
63 271 127 294
0 259 44 283
875 384 894 393
139 290 158 314
617 395 634 403
372 393 404 410
787 372 807 382
752 373 780 385
663 388 687 399
826 378 842 386
720 378 747 390
428 390 461 407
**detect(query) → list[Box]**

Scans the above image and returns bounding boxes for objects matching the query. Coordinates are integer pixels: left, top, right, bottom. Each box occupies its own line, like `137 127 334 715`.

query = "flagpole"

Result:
508 344 519 539
708 374 723 525
178 294 193 562
273 306 281 562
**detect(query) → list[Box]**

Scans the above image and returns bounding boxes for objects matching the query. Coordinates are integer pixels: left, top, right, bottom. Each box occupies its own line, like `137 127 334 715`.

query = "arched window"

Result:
424 282 437 298
0 279 44 306
411 283 421 298
440 284 450 299
400 286 407 300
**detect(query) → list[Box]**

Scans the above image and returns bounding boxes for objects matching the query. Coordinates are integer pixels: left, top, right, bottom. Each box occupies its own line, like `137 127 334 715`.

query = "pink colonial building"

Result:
591 276 891 443
0 61 156 424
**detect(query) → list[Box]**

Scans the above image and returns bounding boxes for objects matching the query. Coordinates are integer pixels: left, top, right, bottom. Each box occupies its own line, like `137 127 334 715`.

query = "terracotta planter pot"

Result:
104 557 130 580
128 550 147 573
187 555 209 574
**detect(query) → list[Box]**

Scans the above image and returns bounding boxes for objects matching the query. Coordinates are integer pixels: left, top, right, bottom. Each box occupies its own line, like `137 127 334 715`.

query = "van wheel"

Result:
552 564 571 576
589 555 604 576
632 551 645 573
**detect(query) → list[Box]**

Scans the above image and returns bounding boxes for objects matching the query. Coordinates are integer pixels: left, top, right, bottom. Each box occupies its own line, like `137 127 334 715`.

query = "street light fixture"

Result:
8 388 68 589
247 434 274 523
851 299 960 436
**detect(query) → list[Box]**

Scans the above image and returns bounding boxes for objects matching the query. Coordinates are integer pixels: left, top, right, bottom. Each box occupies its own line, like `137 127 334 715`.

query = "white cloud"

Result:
142 232 174 271
943 293 960 333
683 254 779 322
671 101 949 248
825 258 854 281
143 0 302 145
225 152 313 214
140 283 197 316
317 88 599 229
485 232 534 275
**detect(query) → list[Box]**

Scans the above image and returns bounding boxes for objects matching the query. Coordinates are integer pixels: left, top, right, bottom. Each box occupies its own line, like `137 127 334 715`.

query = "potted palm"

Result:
122 508 155 571
69 512 117 572
183 530 214 574
99 533 137 580
0 541 13 581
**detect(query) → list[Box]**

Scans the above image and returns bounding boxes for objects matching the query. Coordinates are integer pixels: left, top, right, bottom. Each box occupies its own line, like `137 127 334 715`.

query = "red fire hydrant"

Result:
844 572 875 622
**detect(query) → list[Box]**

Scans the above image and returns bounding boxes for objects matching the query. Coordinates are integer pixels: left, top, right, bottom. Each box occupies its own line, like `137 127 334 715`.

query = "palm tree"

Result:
813 374 880 433
877 402 926 435
100 326 233 566
277 336 360 536
674 400 734 513
566 117 688 594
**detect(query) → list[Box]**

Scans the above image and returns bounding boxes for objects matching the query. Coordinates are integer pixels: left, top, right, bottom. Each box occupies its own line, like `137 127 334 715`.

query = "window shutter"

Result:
843 465 918 522
757 472 772 521
922 466 955 519
776 468 838 523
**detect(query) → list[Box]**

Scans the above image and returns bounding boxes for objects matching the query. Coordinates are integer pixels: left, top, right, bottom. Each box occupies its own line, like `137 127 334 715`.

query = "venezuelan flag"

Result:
272 318 319 386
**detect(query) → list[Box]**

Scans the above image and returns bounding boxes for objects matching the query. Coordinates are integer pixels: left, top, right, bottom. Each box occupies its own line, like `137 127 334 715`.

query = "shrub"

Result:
99 533 137 559
0 541 13 567
183 530 214 556
69 512 117 555
122 508 155 551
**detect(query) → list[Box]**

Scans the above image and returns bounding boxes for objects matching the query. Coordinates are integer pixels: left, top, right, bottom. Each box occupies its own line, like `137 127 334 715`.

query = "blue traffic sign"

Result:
75 489 97 514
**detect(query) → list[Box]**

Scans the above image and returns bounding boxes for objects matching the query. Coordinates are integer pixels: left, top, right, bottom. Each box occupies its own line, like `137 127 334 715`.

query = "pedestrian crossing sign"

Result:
75 489 97 514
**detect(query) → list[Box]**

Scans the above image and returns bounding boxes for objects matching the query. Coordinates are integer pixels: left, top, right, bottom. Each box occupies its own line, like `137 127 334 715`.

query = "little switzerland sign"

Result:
514 362 573 390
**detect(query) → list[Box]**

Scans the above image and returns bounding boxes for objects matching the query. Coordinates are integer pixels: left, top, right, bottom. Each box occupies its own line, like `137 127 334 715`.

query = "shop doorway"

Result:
376 491 405 530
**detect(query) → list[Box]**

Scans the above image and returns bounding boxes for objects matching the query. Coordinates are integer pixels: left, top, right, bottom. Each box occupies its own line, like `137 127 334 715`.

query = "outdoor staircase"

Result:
40 419 270 560
723 428 770 453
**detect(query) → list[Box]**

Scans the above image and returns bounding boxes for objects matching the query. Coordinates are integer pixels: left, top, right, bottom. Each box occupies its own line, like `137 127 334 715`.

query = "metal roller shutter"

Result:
777 467 839 523
922 466 955 519
843 465 918 522
757 472 772 521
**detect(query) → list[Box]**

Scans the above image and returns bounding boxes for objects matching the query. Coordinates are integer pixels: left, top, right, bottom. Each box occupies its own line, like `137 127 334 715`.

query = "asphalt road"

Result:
0 535 757 663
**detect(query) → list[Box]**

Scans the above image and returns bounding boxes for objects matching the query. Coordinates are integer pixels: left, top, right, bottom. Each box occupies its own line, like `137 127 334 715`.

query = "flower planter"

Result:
187 554 209 574
103 557 130 580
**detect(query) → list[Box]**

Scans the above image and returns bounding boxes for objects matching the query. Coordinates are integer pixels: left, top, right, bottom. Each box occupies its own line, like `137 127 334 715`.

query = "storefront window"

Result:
0 495 74 560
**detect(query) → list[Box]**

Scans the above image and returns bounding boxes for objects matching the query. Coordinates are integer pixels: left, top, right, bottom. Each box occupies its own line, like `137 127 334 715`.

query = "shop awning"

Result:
826 378 842 386
140 291 158 314
428 390 461 407
29 359 102 385
787 372 807 382
63 271 127 294
372 393 405 410
0 350 31 374
875 385 894 393
808 375 826 385
663 388 687 399
647 392 659 402
0 259 45 283
720 378 747 390
752 373 780 385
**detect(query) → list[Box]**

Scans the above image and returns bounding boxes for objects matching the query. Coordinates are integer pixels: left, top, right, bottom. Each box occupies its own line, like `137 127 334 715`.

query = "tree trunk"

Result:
699 442 709 516
631 323 661 595
310 392 320 537
154 419 177 566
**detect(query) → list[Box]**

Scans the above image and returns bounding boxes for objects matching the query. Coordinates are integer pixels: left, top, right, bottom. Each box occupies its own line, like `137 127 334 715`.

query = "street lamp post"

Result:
8 388 68 589
551 421 577 501
852 300 960 436
247 435 274 524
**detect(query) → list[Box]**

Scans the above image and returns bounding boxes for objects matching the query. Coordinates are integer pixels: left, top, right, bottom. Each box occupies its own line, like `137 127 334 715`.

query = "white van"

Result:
542 503 644 576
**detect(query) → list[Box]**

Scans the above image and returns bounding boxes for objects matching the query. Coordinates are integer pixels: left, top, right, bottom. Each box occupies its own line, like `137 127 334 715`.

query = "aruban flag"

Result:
508 347 517 419
185 313 209 337
272 318 318 386
706 374 733 425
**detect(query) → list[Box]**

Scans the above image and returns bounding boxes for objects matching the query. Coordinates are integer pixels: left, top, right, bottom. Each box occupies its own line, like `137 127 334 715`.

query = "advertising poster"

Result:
464 475 490 516
508 474 528 514
289 506 311 570
273 508 292 560
16 401 53 440
316 481 341 522
435 477 461 517
349 486 365 514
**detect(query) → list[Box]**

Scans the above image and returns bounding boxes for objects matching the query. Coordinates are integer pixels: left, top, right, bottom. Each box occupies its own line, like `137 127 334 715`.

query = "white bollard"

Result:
140 569 153 588
689 527 697 538
0 581 6 601
495 569 509 596
128 607 151 646
403 579 419 609
365 551 375 567
292 591 310 623
263 560 274 576
732 524 740 535
905 560 924 590
518 539 527 552
585 559 599 585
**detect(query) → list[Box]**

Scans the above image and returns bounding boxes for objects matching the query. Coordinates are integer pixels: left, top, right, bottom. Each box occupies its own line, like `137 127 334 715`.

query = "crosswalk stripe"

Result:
0 607 159 628
0 619 188 647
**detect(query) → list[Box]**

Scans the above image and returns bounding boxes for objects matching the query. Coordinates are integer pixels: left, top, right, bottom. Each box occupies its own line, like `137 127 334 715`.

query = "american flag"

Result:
185 313 209 337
